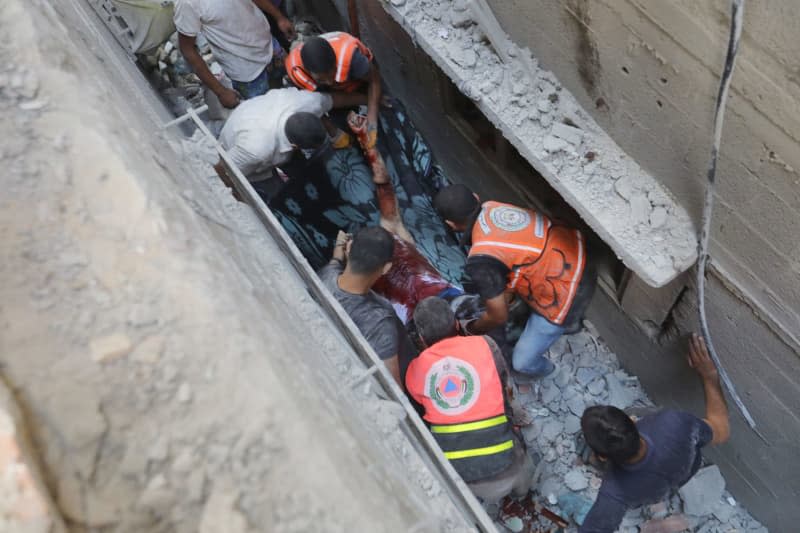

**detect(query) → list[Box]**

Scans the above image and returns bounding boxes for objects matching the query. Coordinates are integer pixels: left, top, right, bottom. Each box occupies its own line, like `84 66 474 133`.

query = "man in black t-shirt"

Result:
579 335 731 532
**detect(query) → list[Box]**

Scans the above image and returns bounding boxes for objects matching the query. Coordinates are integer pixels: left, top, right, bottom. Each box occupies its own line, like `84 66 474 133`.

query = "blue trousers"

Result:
511 312 565 376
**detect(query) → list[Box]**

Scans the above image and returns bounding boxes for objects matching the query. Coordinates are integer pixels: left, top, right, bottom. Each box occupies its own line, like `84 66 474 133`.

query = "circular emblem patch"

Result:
425 357 481 416
490 206 531 232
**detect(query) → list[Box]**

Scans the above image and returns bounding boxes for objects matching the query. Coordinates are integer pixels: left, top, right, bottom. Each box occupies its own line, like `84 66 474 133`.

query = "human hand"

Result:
365 121 378 149
347 111 368 135
217 87 241 109
277 16 296 41
687 333 719 382
332 230 351 261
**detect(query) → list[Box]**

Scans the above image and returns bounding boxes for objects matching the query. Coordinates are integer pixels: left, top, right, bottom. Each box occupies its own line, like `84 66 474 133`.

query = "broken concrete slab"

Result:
679 465 725 517
564 469 589 491
606 374 637 410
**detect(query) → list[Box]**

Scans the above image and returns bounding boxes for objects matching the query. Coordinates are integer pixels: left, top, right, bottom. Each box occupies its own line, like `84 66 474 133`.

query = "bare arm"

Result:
385 355 402 387
688 334 730 445
179 33 241 108
467 294 508 335
251 0 296 40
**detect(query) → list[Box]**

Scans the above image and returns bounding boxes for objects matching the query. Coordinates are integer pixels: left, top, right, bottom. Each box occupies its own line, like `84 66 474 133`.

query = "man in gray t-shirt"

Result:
318 227 403 384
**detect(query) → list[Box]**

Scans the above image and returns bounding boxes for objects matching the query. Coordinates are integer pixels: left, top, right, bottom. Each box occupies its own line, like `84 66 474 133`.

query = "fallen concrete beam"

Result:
379 0 698 287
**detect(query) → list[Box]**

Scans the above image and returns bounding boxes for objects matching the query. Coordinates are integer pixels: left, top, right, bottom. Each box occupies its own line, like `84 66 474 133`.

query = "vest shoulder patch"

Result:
424 357 481 416
489 205 531 232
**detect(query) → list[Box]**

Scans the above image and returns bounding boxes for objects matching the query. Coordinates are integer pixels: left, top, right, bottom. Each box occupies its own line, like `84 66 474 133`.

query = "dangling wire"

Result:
696 0 762 436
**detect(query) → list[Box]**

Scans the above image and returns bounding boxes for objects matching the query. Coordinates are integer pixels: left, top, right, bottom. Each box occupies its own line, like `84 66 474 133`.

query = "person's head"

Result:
580 406 641 465
413 296 458 347
433 184 480 231
284 112 328 153
346 226 395 277
300 37 336 85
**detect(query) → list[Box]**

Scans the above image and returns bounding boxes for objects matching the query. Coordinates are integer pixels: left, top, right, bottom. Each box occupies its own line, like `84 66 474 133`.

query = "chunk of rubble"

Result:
679 465 725 516
564 469 589 491
605 374 636 410
89 332 132 362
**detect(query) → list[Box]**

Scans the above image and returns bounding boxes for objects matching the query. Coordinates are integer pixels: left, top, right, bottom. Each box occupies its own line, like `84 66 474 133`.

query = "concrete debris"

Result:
542 135 569 153
540 419 563 442
605 374 637 410
198 484 247 533
552 122 584 147
89 332 132 362
679 465 726 516
564 469 589 491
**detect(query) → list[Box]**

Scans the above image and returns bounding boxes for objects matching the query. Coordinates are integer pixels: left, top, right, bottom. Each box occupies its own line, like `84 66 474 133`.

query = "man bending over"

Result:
578 335 730 533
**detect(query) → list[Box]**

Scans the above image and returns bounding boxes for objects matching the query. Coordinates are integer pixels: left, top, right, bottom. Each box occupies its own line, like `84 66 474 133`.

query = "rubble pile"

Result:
493 326 768 532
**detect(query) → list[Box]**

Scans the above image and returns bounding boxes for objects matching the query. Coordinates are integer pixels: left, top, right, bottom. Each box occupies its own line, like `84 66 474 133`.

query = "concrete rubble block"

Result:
564 468 589 491
552 122 584 147
678 465 725 517
586 378 606 396
0 383 67 533
540 382 561 405
564 414 581 434
629 193 653 226
542 136 569 153
640 514 691 533
539 419 563 442
605 374 636 410
566 395 586 417
576 367 601 387
89 332 132 363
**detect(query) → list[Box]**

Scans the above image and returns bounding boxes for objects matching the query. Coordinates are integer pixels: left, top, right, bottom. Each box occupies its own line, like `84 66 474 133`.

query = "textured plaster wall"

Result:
329 0 800 530
488 0 800 345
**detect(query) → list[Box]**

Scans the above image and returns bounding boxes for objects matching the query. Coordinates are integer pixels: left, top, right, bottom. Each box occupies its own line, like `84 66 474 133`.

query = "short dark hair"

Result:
348 226 395 275
300 37 336 75
284 112 327 149
414 297 458 346
580 406 640 465
433 184 479 224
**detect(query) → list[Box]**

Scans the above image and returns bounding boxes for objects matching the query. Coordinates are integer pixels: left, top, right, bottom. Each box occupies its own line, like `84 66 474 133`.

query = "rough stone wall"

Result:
0 0 477 531
327 0 799 530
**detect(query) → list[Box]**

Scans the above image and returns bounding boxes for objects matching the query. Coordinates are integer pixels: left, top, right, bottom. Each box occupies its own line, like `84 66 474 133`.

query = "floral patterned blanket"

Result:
269 101 466 288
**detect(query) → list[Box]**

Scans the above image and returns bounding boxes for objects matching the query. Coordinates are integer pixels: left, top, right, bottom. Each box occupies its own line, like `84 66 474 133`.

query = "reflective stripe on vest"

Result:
443 439 514 460
431 414 508 434
469 201 586 325
285 32 372 93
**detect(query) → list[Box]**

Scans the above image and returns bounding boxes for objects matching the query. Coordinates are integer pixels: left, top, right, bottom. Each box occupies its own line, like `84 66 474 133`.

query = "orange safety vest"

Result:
405 336 515 481
285 32 373 93
469 201 586 325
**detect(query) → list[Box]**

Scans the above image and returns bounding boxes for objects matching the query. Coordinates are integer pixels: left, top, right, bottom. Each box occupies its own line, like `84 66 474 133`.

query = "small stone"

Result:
712 500 735 523
564 414 581 434
606 374 636 410
614 175 636 200
540 420 563 441
552 122 584 146
564 468 589 491
629 193 653 226
587 378 606 396
537 99 551 114
540 383 561 405
566 395 586 417
542 136 568 153
90 333 132 363
576 367 601 386
547 493 557 505
554 365 572 388
503 516 524 532
177 383 192 403
650 206 669 228
679 465 725 516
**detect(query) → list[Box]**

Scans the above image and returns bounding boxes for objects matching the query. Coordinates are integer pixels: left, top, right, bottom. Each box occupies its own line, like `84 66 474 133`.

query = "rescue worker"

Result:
406 296 535 503
174 0 296 107
433 184 597 379
578 335 730 533
285 33 382 148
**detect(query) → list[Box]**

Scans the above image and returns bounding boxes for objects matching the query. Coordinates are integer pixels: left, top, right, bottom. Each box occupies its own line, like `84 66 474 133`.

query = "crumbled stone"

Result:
679 465 725 516
542 136 569 153
587 378 606 396
552 122 584 146
564 414 581 434
540 419 563 442
606 374 636 409
650 206 669 229
90 332 132 363
503 516 524 532
629 193 653 226
540 382 561 405
564 468 589 491
614 174 636 200
199 484 247 533
566 395 586 417
576 367 601 386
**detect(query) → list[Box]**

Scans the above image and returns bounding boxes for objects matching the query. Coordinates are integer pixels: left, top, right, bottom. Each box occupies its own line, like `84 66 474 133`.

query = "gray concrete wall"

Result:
329 0 800 529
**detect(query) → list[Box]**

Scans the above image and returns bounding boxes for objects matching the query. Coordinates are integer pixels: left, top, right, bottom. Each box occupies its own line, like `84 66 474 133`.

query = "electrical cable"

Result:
696 0 763 436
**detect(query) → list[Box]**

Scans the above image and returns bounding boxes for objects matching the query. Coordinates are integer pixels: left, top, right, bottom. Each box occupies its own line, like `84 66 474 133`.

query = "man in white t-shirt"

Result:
174 0 295 108
214 87 366 197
